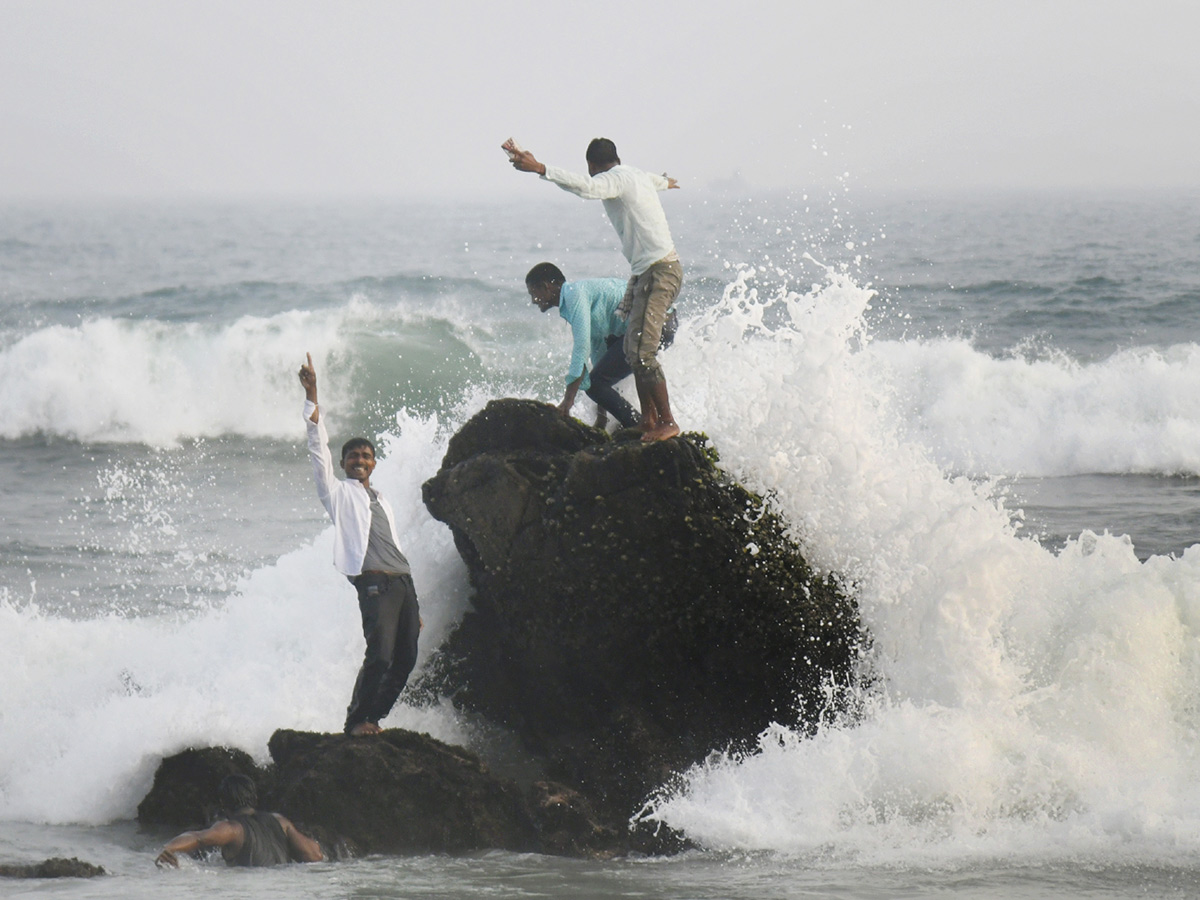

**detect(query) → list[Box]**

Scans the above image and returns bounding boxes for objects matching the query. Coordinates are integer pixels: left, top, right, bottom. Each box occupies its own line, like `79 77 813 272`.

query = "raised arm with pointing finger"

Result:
298 353 422 736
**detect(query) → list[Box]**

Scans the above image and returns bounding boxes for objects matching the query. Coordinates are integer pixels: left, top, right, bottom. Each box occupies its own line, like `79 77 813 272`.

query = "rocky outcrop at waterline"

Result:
0 858 107 878
420 399 862 822
138 734 622 858
138 398 861 858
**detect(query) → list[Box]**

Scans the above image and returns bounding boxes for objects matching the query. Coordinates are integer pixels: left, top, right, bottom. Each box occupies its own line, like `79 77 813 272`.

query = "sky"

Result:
2 0 1198 200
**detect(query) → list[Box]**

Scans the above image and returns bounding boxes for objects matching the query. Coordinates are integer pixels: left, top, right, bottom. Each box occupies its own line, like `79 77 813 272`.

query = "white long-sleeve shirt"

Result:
542 164 677 276
304 400 404 577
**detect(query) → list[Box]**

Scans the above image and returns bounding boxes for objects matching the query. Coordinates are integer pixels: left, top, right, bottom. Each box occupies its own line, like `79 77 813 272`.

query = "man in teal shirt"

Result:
526 262 643 429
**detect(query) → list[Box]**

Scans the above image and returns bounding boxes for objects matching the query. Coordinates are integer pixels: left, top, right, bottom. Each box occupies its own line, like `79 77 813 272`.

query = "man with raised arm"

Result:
505 137 683 441
155 775 323 868
298 353 421 737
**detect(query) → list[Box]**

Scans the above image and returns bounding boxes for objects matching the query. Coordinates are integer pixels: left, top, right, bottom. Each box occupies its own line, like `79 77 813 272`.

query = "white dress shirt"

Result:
304 400 403 577
542 164 677 276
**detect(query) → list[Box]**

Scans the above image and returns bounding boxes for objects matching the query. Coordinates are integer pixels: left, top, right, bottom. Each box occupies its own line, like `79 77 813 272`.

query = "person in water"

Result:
525 261 676 430
505 137 684 441
299 352 422 736
155 775 323 868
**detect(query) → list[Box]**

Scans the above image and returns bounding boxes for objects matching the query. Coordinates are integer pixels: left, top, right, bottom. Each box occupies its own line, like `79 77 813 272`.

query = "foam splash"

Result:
640 266 1200 862
873 338 1200 477
0 297 485 446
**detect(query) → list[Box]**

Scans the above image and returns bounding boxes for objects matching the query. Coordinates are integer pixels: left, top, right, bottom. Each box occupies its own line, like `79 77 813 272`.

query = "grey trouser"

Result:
622 257 682 385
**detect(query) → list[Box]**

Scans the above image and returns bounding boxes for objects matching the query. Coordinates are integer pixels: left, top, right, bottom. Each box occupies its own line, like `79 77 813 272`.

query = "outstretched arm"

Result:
298 352 319 423
502 139 546 176
277 814 325 862
155 820 242 868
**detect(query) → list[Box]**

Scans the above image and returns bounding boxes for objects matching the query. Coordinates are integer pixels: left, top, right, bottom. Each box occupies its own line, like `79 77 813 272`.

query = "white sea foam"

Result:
9 282 1200 480
637 266 1200 862
0 296 488 446
874 338 1200 477
6 261 1200 870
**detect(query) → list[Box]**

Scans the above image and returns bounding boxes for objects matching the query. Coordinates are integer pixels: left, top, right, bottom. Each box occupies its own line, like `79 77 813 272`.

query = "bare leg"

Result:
634 376 659 432
640 377 679 441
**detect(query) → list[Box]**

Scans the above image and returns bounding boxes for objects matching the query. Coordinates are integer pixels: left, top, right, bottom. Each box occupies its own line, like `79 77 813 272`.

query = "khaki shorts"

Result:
622 257 682 384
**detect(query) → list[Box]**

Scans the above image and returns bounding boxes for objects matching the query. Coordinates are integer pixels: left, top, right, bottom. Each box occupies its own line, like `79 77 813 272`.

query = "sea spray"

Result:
639 265 1200 863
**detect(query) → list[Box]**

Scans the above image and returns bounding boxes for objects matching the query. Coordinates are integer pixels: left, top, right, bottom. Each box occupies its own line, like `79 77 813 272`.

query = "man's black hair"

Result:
586 138 620 167
341 437 376 461
218 774 257 812
525 262 565 287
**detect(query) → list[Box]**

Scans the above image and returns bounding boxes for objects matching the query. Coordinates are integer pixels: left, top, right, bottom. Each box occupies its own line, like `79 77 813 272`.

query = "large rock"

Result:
267 729 537 855
138 731 622 858
421 399 861 821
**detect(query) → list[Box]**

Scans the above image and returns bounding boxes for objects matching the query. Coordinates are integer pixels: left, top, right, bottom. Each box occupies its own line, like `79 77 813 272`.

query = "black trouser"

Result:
344 572 420 733
586 313 677 428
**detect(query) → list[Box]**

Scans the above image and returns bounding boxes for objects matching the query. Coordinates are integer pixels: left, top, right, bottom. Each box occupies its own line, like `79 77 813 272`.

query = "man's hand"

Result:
665 174 680 189
556 398 574 418
502 139 546 176
155 849 179 869
299 353 318 402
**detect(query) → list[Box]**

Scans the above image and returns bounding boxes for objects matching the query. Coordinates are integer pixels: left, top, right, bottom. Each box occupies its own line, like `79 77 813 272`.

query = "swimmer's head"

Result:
218 774 257 812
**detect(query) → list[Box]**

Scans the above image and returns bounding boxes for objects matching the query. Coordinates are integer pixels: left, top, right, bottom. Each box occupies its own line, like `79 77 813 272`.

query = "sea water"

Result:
2 189 1200 897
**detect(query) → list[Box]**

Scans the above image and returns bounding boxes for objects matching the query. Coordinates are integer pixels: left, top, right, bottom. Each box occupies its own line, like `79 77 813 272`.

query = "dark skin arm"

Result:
155 815 324 867
278 814 325 862
155 820 243 868
502 139 546 175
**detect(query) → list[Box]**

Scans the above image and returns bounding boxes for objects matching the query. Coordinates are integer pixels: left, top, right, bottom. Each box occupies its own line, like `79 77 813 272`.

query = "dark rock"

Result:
0 857 107 878
267 728 539 855
421 398 862 821
139 729 630 859
527 780 623 859
137 746 268 828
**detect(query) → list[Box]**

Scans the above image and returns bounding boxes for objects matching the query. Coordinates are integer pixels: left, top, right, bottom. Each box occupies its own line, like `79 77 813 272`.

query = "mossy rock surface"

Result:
422 398 862 819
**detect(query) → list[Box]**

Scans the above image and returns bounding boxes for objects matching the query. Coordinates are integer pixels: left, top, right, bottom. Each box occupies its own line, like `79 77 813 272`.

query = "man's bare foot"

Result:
349 721 382 736
641 421 680 442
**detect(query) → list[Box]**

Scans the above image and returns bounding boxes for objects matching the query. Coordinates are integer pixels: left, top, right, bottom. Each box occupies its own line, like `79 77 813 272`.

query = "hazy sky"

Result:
2 0 1198 199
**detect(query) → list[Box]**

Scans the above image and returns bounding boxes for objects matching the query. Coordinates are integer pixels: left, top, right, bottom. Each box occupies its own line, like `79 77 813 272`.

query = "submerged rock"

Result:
0 857 107 878
421 398 862 821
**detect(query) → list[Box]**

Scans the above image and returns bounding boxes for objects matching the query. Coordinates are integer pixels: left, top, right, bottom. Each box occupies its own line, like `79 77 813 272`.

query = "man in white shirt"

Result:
505 137 683 441
298 353 420 736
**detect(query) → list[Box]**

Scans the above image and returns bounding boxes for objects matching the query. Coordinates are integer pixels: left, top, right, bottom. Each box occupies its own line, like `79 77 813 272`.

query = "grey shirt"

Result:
360 492 411 576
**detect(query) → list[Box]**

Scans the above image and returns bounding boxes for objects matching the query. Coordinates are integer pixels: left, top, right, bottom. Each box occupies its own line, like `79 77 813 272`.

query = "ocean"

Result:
3 187 1200 898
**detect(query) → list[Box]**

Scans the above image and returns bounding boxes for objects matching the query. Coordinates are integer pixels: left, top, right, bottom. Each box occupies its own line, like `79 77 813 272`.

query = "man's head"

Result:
525 262 565 313
341 437 377 485
586 138 620 176
218 774 257 813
